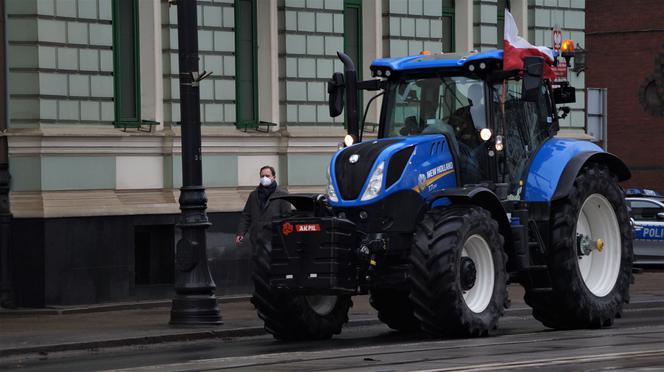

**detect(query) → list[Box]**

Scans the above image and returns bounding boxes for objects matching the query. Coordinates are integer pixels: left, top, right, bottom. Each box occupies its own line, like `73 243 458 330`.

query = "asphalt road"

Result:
3 304 664 372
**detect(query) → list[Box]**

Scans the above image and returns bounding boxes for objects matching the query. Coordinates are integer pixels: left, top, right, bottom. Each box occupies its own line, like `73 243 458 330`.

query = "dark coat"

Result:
237 185 290 248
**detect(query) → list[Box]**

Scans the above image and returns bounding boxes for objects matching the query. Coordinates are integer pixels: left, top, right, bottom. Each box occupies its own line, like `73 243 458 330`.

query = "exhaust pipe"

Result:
337 52 359 143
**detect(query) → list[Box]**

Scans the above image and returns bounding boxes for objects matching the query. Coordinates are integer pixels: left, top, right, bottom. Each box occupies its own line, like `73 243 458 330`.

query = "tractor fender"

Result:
552 152 631 201
523 138 630 202
271 193 325 211
428 187 512 249
271 194 340 219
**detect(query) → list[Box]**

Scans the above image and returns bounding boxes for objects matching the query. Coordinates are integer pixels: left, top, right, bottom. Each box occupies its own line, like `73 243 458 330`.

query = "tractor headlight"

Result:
360 161 384 201
326 166 339 202
344 134 355 147
480 128 492 141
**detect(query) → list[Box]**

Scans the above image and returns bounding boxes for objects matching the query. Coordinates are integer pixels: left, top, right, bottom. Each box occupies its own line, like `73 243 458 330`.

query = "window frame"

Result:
112 0 142 128
234 0 259 130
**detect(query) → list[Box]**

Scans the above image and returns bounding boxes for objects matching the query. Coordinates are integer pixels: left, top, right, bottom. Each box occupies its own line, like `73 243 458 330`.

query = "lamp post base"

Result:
169 295 222 326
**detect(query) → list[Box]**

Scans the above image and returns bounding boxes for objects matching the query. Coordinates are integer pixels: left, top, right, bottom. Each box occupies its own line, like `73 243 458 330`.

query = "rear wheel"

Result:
369 289 419 331
525 163 632 329
409 207 508 337
251 226 352 340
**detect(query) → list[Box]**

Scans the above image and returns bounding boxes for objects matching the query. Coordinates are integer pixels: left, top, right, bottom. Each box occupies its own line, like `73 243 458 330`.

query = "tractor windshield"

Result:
383 76 487 139
382 76 490 184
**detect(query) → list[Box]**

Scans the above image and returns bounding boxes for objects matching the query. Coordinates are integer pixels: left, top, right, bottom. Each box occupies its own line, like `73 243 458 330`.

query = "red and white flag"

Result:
503 10 556 80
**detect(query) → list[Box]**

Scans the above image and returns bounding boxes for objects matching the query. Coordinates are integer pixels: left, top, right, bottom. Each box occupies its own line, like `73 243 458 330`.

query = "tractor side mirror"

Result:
553 82 576 104
328 72 345 117
522 56 544 102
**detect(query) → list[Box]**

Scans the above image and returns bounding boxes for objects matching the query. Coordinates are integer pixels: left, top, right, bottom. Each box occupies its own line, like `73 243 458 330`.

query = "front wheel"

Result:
409 207 508 338
525 163 633 329
251 227 352 340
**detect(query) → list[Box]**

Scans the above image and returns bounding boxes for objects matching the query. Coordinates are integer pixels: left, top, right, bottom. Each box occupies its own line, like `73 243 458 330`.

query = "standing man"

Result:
235 165 290 249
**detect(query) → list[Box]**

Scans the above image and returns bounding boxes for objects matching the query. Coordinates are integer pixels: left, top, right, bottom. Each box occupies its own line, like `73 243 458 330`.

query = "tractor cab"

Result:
373 51 567 194
329 49 572 202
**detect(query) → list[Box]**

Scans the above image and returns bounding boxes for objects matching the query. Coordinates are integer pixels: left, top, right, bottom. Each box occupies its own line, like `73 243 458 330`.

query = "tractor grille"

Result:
335 139 401 200
385 146 415 189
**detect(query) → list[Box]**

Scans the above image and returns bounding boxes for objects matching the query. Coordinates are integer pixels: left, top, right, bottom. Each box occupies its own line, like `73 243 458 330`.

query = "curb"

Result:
0 317 380 358
0 295 252 317
4 300 664 359
0 327 263 358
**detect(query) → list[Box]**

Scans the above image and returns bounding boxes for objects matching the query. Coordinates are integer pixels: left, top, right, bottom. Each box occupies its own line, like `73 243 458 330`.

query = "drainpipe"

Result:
0 0 15 309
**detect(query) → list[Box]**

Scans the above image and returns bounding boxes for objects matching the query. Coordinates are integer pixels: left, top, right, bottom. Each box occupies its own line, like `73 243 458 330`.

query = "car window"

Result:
628 200 664 221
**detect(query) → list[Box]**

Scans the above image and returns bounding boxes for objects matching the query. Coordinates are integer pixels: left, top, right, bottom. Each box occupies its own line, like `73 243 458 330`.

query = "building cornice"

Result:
5 125 348 156
10 185 325 218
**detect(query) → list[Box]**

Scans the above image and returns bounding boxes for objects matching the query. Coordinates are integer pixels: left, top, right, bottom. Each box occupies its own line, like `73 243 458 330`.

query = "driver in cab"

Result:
399 81 485 150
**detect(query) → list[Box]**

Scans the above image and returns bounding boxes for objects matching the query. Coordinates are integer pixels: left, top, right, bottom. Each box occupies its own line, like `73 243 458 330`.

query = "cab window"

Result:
628 200 664 221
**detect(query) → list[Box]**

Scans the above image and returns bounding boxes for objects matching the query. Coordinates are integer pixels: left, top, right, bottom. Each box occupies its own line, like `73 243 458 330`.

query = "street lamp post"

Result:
169 0 222 325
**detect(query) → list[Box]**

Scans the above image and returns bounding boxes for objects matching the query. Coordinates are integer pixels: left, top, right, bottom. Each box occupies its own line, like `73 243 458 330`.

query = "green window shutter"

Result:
112 0 141 128
344 0 362 75
235 0 258 129
443 0 455 53
497 0 506 48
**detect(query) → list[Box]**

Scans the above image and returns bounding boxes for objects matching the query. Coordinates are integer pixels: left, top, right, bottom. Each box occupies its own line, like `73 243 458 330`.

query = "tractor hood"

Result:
328 135 457 207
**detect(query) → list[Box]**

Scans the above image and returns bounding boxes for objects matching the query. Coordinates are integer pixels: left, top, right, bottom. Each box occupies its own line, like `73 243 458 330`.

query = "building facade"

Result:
1 0 586 307
586 0 664 190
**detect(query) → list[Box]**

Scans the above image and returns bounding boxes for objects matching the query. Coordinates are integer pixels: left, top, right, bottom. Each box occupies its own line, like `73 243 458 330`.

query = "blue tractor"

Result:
251 49 633 340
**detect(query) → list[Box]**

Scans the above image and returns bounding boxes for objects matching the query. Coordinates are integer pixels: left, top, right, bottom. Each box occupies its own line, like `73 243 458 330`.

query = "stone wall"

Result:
474 0 499 51
161 0 236 126
528 0 585 130
7 0 114 128
279 0 344 127
382 0 452 57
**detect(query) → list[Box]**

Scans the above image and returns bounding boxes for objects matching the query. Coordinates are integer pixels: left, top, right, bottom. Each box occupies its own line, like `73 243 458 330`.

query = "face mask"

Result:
260 176 273 187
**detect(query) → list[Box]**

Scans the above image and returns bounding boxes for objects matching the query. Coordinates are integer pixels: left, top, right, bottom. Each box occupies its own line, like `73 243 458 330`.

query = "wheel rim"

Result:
461 234 495 313
576 193 621 297
305 295 337 316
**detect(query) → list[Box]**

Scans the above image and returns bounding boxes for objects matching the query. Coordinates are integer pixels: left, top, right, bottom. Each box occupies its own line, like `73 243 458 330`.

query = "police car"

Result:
625 188 664 265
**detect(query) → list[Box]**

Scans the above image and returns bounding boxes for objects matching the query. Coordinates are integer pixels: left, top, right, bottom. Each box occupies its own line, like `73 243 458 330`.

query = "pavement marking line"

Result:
411 348 664 372
97 338 561 372
96 323 664 371
98 328 664 372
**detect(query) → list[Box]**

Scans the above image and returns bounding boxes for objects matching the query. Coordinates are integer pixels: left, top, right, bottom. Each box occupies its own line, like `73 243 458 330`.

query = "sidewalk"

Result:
1 271 663 358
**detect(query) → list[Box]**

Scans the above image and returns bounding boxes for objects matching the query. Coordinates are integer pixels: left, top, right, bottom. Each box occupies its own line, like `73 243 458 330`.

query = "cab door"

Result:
491 79 554 197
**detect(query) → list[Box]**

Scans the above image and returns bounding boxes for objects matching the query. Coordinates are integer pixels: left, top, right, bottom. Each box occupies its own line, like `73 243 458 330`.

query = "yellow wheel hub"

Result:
596 239 604 252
